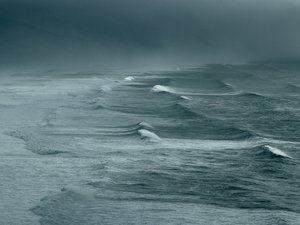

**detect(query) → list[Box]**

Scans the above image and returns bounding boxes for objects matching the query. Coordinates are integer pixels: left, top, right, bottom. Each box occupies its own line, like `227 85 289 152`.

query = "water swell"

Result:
212 80 235 92
89 164 299 213
171 103 202 117
150 120 256 141
31 186 97 225
235 92 267 99
20 64 300 225
47 122 161 141
286 84 300 93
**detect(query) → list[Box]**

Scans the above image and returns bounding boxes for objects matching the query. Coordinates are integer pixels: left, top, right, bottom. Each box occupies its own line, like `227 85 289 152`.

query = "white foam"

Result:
138 129 161 142
180 96 192 100
151 85 175 94
124 76 135 81
264 145 292 158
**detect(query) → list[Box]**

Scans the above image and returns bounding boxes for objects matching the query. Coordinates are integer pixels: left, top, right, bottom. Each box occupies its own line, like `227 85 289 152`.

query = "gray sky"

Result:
1 0 300 69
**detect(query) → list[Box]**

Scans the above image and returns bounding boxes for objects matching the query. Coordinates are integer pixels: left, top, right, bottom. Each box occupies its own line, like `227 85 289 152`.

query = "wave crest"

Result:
138 129 161 142
124 76 135 81
262 145 292 159
151 85 175 94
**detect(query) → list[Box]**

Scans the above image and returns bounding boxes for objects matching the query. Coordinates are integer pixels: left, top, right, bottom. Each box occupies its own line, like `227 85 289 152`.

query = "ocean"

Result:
0 63 299 225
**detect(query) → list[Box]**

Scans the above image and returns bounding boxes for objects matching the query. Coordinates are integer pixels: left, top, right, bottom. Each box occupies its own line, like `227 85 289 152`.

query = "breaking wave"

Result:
262 145 292 159
138 129 161 142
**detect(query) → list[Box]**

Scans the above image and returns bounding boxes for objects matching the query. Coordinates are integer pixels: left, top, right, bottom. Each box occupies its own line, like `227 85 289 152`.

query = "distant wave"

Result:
219 127 255 140
40 122 159 141
125 83 150 88
235 92 266 98
63 123 154 137
214 80 235 92
171 103 199 118
7 122 161 152
124 76 135 81
153 121 256 140
138 122 154 130
151 81 234 95
286 84 300 93
211 127 255 140
150 85 194 101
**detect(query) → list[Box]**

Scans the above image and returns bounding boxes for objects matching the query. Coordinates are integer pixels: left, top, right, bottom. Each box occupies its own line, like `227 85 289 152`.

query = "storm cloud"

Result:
1 0 300 69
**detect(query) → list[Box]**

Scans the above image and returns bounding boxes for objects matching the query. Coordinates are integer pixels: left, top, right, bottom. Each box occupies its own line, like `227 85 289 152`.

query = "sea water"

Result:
0 64 299 225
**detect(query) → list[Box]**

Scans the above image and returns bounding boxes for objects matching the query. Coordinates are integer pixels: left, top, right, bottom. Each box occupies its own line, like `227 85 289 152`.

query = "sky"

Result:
0 0 300 69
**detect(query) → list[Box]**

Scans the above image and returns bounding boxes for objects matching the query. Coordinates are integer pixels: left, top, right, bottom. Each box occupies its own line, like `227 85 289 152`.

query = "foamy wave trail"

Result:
7 130 66 155
151 85 176 94
138 129 161 142
263 145 292 159
31 185 96 225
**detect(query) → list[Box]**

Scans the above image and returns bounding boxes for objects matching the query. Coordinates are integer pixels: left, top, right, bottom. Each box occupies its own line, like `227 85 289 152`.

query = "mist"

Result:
1 0 300 69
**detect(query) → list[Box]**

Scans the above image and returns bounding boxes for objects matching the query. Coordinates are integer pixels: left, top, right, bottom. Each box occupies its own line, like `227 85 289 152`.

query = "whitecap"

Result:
180 95 192 100
138 129 161 142
151 85 175 94
263 145 292 158
124 76 135 81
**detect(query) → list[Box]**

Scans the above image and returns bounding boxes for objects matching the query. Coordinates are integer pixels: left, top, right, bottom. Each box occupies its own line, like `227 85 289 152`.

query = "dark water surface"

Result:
0 64 299 224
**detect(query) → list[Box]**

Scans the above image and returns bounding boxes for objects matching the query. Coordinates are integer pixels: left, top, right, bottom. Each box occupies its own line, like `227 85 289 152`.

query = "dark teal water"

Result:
1 63 299 224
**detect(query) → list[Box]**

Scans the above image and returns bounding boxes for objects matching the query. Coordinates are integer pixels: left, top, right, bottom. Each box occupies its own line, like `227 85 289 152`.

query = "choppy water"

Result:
0 64 300 225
